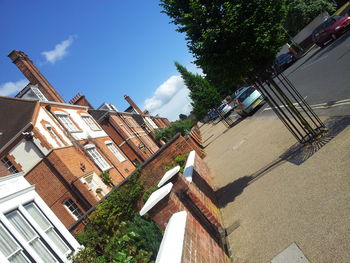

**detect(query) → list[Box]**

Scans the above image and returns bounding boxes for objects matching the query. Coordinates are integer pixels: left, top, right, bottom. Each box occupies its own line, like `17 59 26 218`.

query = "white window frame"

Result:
31 86 48 101
5 210 59 263
105 141 126 162
22 202 71 257
44 124 64 146
56 113 80 132
84 145 111 171
82 173 96 189
81 115 100 131
63 199 84 220
0 222 32 263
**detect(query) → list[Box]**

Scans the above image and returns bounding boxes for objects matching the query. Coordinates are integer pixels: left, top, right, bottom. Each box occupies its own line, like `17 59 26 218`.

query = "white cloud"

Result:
41 36 75 64
144 75 192 121
0 79 29 96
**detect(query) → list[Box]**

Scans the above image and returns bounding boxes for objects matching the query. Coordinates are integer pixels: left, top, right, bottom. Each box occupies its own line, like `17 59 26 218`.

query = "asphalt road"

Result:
252 29 350 119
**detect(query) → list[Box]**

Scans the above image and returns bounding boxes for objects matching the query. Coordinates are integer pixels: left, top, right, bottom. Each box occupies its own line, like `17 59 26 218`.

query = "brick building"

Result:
70 94 171 164
0 50 136 228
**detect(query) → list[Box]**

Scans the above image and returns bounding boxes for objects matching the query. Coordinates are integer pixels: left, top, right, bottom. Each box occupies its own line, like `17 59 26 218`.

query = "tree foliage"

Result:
285 0 336 36
155 119 195 143
70 173 163 263
175 62 221 120
160 0 287 94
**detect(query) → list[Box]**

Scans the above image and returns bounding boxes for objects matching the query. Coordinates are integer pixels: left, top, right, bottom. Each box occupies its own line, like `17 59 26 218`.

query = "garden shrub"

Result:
71 171 163 263
155 119 195 143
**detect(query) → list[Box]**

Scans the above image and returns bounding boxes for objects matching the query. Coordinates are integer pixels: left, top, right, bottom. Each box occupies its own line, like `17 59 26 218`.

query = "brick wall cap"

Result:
155 211 187 263
183 150 196 182
139 182 173 216
157 166 180 187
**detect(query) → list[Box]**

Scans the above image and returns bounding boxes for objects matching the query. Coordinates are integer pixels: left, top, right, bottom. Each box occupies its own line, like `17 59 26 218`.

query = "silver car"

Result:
234 86 265 117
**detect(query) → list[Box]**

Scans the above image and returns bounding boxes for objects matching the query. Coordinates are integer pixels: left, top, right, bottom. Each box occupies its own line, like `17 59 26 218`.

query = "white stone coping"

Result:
139 183 173 216
183 150 196 182
157 166 181 187
155 211 187 263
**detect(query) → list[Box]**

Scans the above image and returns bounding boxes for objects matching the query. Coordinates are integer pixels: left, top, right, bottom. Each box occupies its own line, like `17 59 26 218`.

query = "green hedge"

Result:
70 172 163 263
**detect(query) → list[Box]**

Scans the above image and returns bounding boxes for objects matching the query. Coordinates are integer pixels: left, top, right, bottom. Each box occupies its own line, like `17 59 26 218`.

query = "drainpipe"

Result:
22 132 92 211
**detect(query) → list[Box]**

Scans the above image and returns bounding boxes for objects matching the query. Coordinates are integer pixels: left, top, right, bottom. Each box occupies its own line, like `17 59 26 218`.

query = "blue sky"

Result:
0 0 197 120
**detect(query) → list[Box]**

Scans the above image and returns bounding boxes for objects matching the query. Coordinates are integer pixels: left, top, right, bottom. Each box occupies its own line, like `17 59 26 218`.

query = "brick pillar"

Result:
8 50 65 103
145 184 229 263
124 95 143 115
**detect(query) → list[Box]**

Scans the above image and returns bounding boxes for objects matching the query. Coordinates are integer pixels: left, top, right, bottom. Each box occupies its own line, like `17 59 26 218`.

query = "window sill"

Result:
70 130 83 134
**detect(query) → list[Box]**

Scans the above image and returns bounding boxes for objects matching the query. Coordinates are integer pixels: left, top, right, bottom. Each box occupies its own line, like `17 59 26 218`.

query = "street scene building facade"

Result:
0 50 170 230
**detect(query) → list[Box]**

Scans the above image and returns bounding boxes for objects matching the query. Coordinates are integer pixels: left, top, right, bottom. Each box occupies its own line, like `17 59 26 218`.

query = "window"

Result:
24 203 71 256
106 142 126 162
6 210 57 263
0 223 31 263
56 114 79 132
64 199 84 220
44 124 64 147
86 147 110 171
145 117 158 129
83 174 96 189
1 157 19 174
31 87 48 101
82 115 100 131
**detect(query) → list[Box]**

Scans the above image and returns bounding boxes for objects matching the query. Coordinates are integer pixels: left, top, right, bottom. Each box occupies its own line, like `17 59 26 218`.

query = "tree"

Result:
178 113 188 120
285 0 336 36
160 0 287 94
175 62 221 120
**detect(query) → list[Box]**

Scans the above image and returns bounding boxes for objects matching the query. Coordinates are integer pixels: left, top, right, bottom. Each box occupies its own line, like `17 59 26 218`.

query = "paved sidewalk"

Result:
200 116 350 263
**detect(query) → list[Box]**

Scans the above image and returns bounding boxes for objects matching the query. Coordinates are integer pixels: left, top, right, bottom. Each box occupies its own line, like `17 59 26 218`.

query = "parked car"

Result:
234 86 265 117
208 108 218 120
312 15 350 47
274 53 296 73
218 103 234 117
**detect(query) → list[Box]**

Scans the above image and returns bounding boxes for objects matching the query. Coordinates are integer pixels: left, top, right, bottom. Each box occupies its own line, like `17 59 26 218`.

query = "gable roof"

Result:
0 97 37 150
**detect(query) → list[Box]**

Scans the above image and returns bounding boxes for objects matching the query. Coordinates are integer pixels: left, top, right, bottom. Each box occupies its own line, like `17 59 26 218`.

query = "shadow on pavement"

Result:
216 158 286 208
215 115 350 208
282 115 350 165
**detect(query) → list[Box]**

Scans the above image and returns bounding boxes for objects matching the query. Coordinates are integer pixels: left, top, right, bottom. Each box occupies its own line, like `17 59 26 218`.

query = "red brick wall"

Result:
185 136 206 158
93 136 136 178
25 159 90 227
0 161 11 177
139 135 194 188
182 213 230 263
109 115 152 160
99 119 145 163
147 186 229 263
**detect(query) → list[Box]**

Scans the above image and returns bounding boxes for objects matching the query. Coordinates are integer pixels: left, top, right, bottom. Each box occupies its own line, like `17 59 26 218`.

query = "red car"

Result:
312 15 350 47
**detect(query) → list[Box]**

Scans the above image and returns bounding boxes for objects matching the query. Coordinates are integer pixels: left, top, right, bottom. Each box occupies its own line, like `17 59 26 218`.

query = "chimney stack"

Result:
69 93 94 109
8 50 65 103
124 95 143 115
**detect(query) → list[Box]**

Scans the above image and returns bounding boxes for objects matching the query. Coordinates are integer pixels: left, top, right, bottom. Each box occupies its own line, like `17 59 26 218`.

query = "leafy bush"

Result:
165 153 189 173
100 170 113 186
71 172 163 263
155 119 195 143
